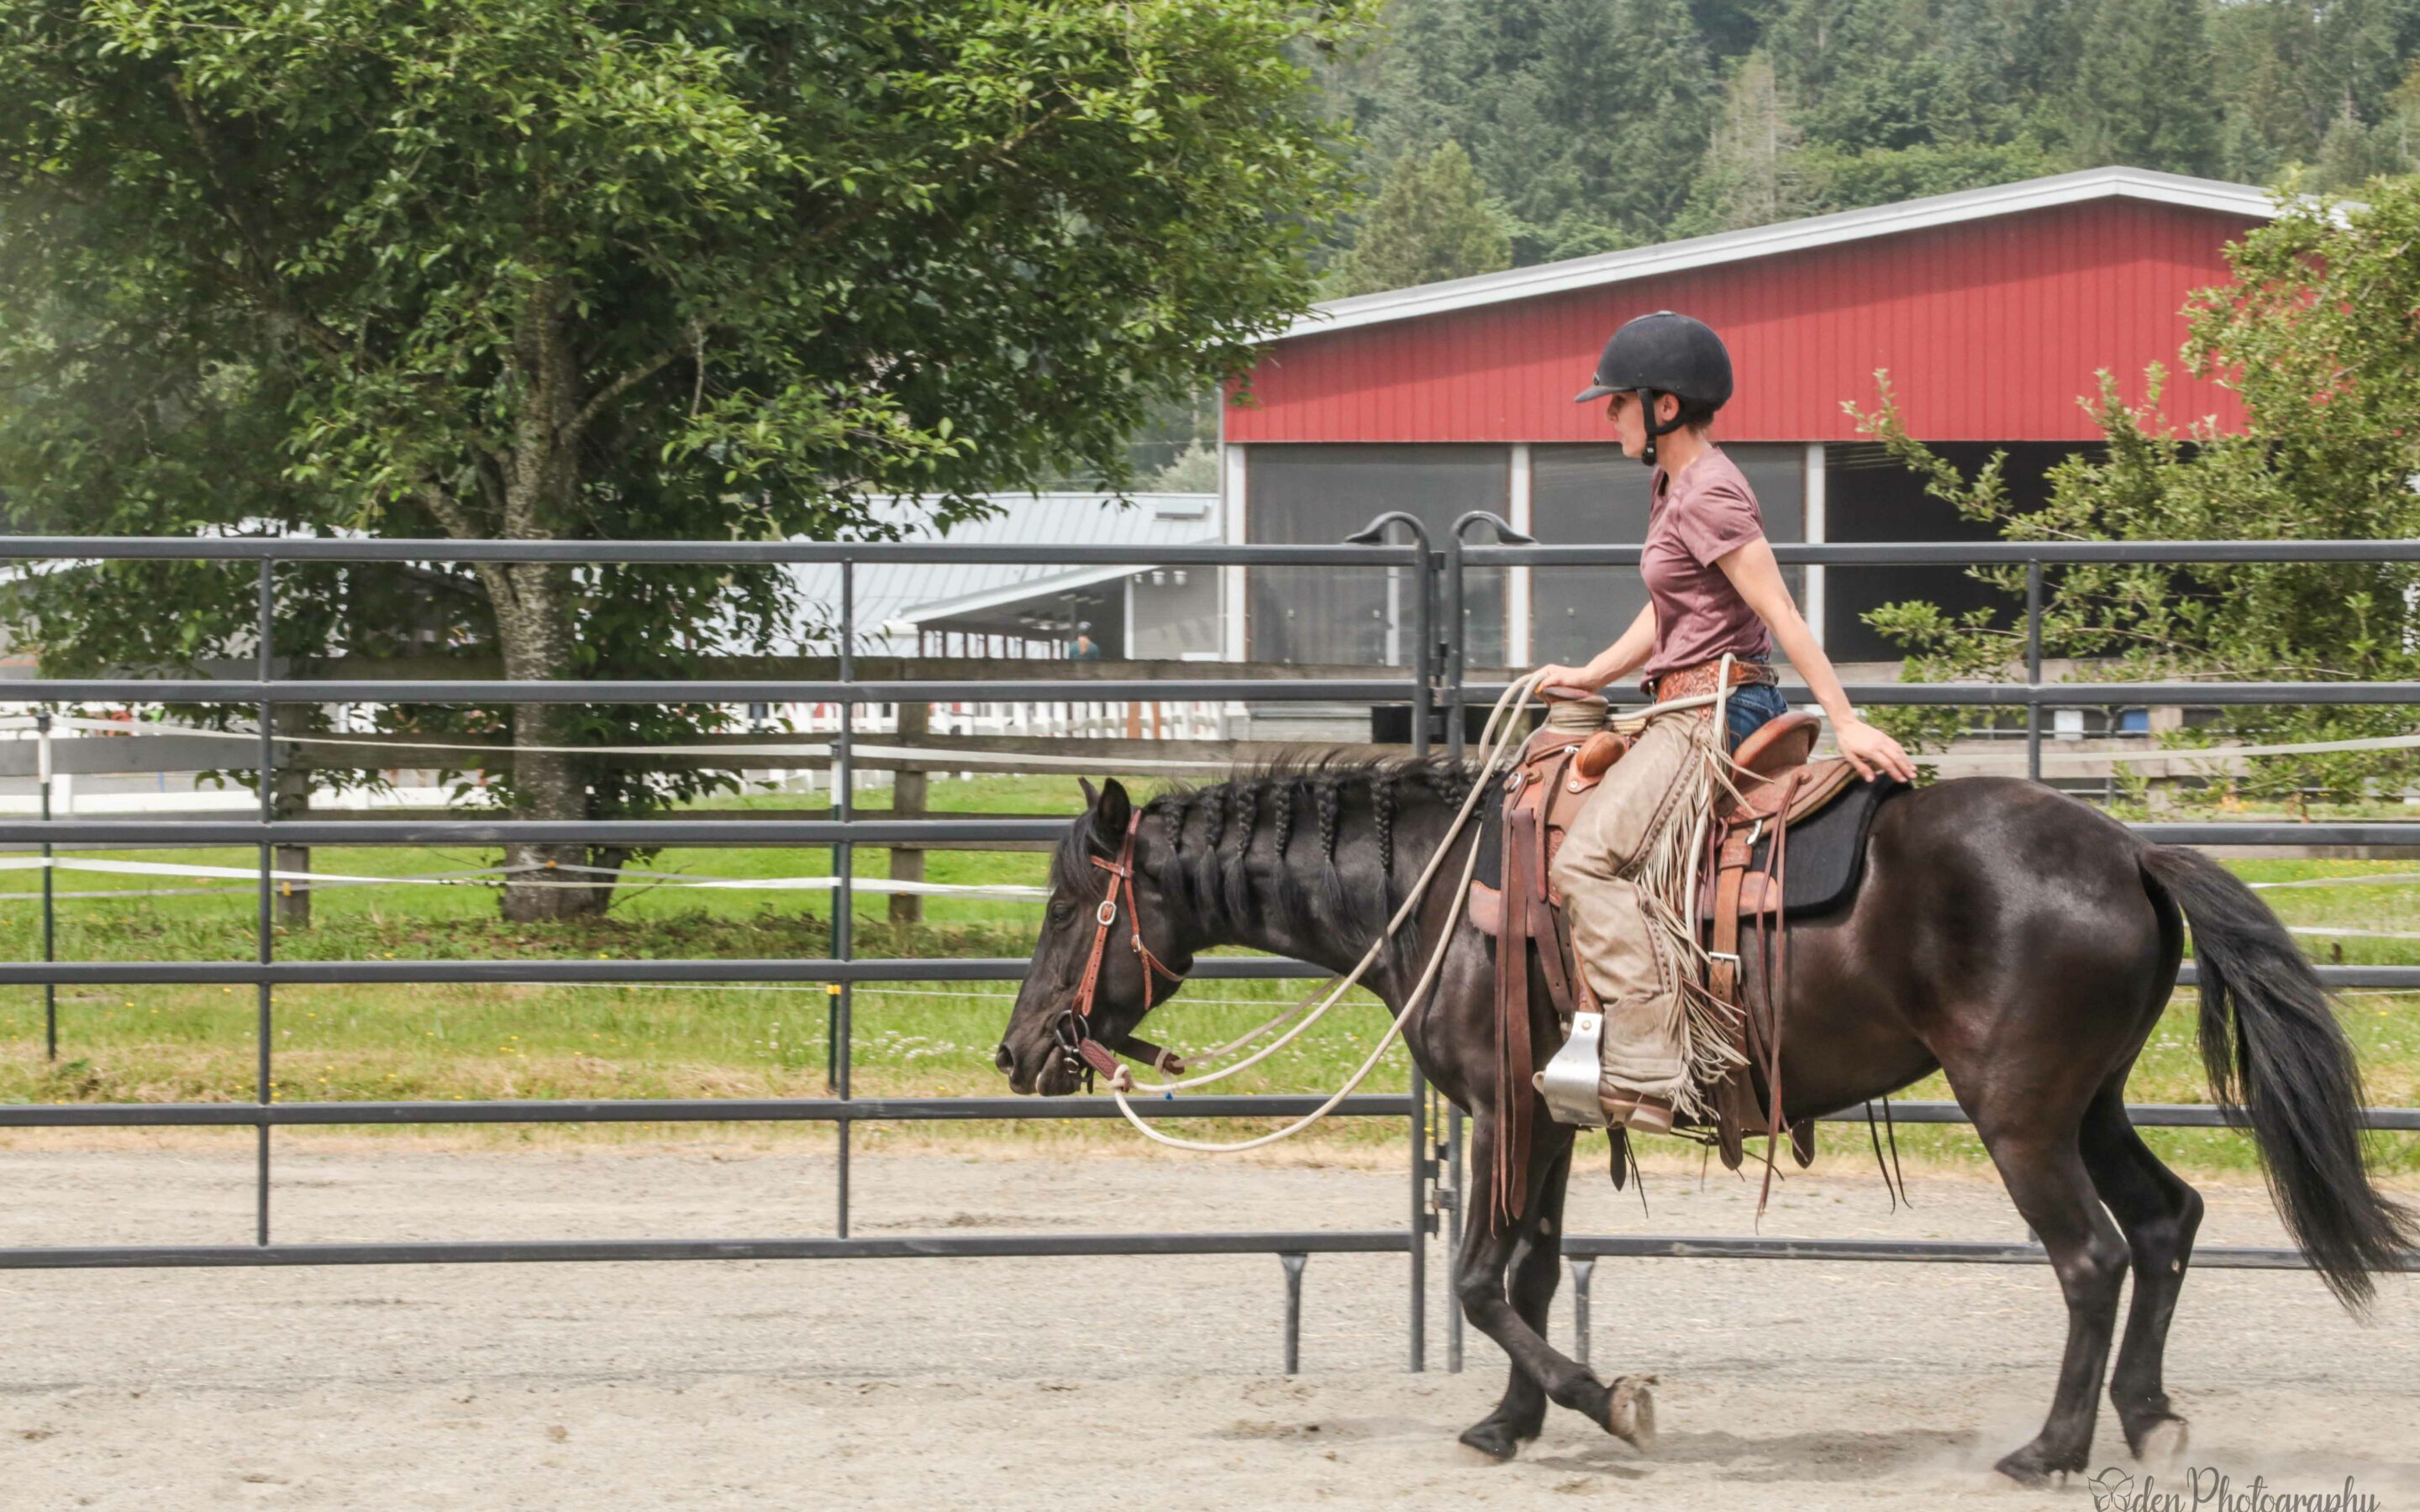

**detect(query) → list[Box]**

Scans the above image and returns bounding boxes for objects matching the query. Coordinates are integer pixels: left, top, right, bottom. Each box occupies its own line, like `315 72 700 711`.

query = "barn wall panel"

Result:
1229 201 2254 444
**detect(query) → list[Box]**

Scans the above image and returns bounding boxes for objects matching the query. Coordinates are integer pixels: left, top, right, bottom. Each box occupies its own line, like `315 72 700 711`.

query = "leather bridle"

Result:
1052 808 1187 1086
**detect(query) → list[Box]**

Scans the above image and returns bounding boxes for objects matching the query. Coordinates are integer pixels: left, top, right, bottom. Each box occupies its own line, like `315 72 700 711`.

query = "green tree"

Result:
2207 0 2420 181
1849 177 2420 807
2312 56 2420 186
1483 0 1723 258
1334 139 1513 294
2072 0 2221 173
0 0 1367 917
1337 0 1718 264
1676 50 1806 234
1786 138 2065 211
1770 0 1995 152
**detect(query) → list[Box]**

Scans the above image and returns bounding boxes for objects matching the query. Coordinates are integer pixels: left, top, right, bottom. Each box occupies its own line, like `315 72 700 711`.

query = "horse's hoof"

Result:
1993 1441 2083 1488
1456 1422 1523 1463
1603 1373 1658 1452
2132 1416 2188 1468
1992 1451 2051 1489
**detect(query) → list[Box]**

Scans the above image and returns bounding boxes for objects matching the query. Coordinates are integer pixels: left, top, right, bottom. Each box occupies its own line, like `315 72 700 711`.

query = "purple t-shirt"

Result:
1637 446 1771 682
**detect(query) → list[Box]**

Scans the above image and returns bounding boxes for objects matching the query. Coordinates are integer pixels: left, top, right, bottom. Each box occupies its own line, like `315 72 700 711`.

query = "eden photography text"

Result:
2088 1466 2380 1512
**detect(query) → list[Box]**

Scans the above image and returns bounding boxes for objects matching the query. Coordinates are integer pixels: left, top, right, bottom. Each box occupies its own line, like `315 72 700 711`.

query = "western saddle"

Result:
1468 690 1852 1225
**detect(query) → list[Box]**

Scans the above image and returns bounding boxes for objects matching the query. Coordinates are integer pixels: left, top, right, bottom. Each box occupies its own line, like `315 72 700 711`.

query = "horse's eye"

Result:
1047 900 1074 925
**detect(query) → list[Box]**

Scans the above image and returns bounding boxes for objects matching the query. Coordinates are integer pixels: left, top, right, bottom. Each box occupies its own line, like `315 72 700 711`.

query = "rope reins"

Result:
1078 672 1742 1154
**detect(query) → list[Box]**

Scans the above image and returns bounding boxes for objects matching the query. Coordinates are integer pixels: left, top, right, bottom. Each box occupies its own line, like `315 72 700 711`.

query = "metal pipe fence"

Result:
0 533 2415 1377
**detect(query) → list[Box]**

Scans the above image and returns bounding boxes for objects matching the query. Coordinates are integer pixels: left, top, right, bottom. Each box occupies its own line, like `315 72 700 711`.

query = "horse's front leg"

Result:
1455 1110 1656 1459
1456 1124 1571 1457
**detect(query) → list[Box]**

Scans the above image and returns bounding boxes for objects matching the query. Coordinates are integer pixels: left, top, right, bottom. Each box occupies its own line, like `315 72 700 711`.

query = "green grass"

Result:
3 775 2414 1176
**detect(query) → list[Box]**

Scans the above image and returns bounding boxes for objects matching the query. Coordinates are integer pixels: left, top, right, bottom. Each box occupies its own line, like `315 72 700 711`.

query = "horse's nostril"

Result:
994 1043 1015 1074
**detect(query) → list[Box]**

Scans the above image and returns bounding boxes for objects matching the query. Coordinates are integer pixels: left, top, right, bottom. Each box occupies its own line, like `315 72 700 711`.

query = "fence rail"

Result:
2 532 2416 1377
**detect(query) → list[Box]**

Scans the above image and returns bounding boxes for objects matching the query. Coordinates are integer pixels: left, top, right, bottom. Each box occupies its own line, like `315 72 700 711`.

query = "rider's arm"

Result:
1537 599 1655 690
1712 538 1918 783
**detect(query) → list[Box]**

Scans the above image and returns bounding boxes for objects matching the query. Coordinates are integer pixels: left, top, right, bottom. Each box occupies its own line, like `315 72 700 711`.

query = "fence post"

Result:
1347 511 1437 1373
1569 1256 1595 1368
37 711 54 1063
1280 1252 1307 1374
834 559 855 1240
255 558 276 1247
1445 1105 1464 1372
2027 559 2044 784
1439 512 1529 1375
1407 525 1434 1373
889 701 929 927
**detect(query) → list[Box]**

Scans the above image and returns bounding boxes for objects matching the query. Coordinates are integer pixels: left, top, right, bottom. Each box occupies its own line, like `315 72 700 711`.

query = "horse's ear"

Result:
1078 777 1100 809
1090 778 1131 848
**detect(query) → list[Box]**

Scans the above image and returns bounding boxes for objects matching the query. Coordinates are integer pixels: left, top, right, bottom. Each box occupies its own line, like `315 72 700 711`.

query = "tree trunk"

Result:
272 703 312 928
445 286 633 921
491 559 616 921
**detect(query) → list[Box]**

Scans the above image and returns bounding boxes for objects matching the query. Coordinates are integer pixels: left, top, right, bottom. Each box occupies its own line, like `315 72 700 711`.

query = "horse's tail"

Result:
2139 844 2417 1312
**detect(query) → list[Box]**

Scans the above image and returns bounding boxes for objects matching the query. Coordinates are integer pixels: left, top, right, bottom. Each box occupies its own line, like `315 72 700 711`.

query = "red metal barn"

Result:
1217 168 2274 684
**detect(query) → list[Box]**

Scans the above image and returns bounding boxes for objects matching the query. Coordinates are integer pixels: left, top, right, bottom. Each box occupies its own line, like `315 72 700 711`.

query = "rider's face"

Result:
1603 391 1647 458
1602 391 1681 459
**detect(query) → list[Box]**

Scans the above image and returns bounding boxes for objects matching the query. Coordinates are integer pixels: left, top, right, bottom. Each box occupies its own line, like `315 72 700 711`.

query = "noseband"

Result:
1053 808 1187 1086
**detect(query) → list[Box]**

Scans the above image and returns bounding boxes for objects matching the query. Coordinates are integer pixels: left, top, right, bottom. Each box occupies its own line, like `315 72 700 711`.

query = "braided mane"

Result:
1133 752 1477 975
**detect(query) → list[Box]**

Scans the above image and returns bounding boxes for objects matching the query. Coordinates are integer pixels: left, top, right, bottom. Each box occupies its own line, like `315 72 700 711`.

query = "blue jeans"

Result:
1723 681 1790 756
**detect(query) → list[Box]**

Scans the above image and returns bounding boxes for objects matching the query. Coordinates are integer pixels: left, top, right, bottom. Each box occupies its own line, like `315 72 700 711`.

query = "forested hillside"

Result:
1320 0 2420 291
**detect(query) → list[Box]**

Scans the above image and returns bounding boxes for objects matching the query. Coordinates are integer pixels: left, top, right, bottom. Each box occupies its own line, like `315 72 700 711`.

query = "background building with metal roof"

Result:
1218 168 2280 671
788 491 1222 660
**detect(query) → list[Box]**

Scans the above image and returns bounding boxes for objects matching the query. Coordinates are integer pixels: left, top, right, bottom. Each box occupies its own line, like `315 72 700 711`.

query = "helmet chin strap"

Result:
1637 386 1686 470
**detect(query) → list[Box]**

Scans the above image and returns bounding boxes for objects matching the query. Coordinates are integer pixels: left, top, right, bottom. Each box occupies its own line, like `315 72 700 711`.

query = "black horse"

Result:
993 757 2414 1486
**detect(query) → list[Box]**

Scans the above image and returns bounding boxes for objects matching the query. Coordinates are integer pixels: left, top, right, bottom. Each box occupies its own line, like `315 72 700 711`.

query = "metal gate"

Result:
0 529 2413 1377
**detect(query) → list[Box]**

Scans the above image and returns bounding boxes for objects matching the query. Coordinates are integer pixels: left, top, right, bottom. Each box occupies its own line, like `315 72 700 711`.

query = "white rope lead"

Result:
1105 804 1489 1152
1102 673 1554 1151
1107 673 1542 1101
1103 674 1769 1152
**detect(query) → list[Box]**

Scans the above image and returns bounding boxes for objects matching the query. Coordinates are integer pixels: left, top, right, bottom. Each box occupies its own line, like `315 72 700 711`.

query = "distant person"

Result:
1067 623 1103 660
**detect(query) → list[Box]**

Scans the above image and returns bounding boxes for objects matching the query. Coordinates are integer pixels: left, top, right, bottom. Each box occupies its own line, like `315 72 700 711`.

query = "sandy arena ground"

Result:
0 1137 2412 1509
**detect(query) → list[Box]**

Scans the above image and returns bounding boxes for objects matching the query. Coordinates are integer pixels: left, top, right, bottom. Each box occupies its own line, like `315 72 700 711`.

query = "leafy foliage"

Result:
0 0 1370 911
1847 178 2420 807
1326 0 2420 276
1331 139 1512 295
2073 0 2221 174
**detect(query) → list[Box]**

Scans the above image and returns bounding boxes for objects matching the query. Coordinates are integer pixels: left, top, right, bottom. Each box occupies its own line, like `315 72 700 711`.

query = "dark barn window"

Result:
1244 444 1510 667
1823 442 2081 664
1528 443 1804 669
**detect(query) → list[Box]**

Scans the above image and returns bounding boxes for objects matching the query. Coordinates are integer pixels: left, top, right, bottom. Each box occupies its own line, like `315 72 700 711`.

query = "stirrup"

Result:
1534 1011 1609 1127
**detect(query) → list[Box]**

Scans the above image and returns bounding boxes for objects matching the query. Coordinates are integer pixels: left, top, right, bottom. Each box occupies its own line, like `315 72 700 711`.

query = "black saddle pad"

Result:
1736 771 1905 917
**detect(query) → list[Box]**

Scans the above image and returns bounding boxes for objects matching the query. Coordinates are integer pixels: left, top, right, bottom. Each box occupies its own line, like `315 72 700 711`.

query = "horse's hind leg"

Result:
1455 1115 1653 1460
1972 1110 2131 1487
2080 1080 2203 1465
1459 1131 1575 1458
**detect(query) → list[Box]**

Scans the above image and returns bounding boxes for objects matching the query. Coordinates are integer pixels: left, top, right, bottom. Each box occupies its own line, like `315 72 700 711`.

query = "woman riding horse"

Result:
996 318 2412 1486
1535 311 1918 1133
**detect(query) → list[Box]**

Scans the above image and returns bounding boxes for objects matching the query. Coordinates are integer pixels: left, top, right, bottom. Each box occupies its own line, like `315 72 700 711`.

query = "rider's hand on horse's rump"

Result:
1833 717 1918 785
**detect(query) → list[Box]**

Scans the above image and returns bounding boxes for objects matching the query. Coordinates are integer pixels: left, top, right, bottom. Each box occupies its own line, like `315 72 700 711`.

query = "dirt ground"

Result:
0 1137 2412 1510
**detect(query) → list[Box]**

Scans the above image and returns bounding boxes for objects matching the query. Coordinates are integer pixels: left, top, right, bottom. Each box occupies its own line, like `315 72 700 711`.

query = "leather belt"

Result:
1645 656 1778 701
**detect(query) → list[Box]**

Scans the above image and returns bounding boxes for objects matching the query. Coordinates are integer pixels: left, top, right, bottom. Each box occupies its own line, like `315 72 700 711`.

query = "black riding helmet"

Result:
1573 311 1733 469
